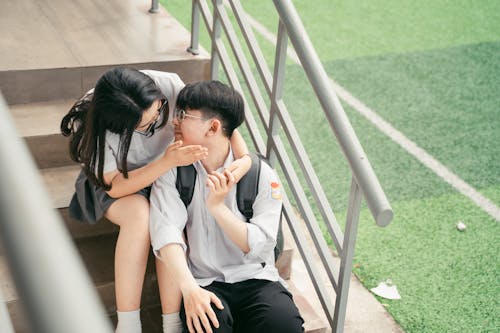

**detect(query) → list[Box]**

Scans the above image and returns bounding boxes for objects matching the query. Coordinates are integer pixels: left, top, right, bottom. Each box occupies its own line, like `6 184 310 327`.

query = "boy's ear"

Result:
207 119 221 136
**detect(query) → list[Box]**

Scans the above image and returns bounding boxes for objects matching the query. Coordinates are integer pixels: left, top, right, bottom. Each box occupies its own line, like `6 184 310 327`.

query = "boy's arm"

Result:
150 170 223 333
206 170 250 252
159 245 223 333
206 164 282 259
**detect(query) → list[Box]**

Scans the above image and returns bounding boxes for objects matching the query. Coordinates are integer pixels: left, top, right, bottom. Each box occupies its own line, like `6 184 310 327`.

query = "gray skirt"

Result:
69 169 151 224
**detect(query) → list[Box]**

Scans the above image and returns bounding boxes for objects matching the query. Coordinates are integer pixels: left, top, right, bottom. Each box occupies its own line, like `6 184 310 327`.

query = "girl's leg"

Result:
105 194 151 312
157 258 183 333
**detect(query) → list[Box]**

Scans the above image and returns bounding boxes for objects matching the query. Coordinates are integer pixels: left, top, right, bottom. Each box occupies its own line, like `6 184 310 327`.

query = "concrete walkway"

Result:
285 221 404 333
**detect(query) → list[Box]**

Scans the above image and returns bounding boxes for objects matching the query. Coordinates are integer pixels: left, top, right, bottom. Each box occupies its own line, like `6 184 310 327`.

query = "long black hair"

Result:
60 67 167 190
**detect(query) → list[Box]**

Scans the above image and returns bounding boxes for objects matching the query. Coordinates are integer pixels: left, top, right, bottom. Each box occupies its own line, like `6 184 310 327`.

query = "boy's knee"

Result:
258 306 304 333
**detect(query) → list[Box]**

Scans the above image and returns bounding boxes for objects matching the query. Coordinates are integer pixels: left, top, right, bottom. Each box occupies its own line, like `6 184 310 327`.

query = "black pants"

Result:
180 279 304 333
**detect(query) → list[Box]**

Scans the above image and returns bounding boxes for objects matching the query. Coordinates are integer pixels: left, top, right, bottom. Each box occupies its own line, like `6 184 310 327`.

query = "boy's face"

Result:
173 108 211 145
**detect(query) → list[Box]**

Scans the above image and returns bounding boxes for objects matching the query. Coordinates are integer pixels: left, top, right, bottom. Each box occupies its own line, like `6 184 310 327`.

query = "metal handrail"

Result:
0 94 112 332
274 0 393 227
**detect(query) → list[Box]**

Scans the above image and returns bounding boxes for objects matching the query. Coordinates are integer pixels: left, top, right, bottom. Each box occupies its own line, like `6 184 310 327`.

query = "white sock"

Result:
162 312 183 333
115 309 141 333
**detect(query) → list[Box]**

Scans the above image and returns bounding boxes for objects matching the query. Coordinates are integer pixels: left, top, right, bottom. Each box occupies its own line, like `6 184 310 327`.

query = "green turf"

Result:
243 0 500 61
325 41 500 198
354 193 500 332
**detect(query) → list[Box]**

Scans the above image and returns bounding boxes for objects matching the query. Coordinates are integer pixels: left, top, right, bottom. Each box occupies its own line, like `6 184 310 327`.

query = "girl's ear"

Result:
207 118 221 136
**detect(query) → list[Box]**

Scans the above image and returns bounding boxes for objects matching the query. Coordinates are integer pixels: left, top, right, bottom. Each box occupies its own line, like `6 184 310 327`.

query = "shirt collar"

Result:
194 145 234 176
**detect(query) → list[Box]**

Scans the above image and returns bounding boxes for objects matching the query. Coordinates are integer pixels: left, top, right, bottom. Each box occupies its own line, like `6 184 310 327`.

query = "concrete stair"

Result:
0 0 327 332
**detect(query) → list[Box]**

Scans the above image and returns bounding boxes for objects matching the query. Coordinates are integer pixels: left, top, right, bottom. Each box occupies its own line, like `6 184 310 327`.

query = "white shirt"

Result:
102 70 184 173
149 151 283 286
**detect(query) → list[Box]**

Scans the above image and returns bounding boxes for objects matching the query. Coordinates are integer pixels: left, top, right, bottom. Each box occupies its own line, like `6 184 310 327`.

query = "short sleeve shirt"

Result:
102 70 184 173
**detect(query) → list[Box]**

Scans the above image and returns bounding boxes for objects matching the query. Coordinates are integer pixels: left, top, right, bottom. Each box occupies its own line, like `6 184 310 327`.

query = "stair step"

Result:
288 281 327 333
0 0 210 104
9 100 74 168
3 254 324 333
40 165 81 209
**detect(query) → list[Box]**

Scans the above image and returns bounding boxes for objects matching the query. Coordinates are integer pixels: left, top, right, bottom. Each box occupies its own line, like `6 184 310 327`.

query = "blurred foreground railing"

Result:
0 93 112 333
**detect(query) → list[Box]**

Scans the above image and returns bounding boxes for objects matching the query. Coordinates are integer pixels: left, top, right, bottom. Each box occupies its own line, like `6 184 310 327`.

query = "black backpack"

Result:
176 152 284 261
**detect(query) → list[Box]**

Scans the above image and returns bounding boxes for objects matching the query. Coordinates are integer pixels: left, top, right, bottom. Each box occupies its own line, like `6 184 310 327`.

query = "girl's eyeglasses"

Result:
136 99 167 137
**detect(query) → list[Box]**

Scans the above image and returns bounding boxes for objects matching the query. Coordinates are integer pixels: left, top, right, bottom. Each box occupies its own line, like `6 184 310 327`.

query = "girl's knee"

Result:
107 195 150 231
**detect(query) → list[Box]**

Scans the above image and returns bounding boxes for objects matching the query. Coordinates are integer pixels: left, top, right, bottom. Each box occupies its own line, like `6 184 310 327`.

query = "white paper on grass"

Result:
370 282 401 300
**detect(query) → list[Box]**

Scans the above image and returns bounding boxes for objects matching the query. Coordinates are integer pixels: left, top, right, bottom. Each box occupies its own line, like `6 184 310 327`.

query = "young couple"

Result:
62 67 304 333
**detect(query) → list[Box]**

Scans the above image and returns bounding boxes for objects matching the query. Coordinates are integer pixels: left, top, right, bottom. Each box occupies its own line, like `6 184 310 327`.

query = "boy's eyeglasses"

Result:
174 108 206 123
136 99 167 137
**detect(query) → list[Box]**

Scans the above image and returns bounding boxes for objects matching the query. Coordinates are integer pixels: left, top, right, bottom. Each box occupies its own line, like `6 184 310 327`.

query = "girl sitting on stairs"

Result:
60 67 251 333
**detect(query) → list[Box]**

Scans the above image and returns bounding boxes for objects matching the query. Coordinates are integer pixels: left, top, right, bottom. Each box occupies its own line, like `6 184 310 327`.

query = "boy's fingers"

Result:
200 313 214 333
223 169 235 184
187 317 194 333
210 292 224 310
192 316 203 333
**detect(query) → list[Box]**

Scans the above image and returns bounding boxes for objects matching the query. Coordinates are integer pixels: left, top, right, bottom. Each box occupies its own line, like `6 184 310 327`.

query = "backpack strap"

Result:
176 164 197 207
236 153 261 221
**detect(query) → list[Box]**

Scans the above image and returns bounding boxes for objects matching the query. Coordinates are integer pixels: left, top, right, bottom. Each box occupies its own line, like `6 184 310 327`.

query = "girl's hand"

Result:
206 170 235 211
226 154 251 182
164 140 208 167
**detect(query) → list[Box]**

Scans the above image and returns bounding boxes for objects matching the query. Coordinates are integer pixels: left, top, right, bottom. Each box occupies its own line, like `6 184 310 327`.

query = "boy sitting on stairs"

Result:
149 80 304 333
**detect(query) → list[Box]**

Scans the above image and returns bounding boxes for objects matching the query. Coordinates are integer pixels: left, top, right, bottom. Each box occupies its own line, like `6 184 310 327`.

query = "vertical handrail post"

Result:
333 177 363 332
210 0 222 79
267 20 288 166
187 0 201 55
149 0 159 13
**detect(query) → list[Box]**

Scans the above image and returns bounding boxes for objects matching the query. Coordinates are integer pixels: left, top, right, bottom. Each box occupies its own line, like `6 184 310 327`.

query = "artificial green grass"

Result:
243 0 500 61
325 41 500 194
354 193 500 332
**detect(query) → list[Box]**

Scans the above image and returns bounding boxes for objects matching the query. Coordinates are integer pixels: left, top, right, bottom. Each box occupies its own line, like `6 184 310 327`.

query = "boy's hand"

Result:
181 284 224 333
206 170 235 211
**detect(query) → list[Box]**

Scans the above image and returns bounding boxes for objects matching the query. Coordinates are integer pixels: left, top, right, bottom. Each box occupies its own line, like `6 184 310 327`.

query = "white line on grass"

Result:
245 13 500 222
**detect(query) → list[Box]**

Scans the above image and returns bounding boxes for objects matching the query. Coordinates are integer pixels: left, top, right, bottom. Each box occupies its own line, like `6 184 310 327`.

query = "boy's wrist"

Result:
207 202 226 216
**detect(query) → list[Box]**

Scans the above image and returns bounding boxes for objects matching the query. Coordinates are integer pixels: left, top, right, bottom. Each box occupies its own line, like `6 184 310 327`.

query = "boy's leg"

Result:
179 282 234 333
234 280 304 333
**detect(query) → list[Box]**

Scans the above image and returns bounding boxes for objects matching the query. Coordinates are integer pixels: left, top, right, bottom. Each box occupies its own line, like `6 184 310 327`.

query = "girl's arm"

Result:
227 129 251 182
104 141 208 198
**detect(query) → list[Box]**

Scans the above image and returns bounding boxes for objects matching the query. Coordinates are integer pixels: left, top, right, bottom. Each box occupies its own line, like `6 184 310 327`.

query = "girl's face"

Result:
135 99 165 136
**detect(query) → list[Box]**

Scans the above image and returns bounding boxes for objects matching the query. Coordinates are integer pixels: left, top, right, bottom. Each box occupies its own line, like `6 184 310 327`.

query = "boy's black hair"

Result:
176 80 244 138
